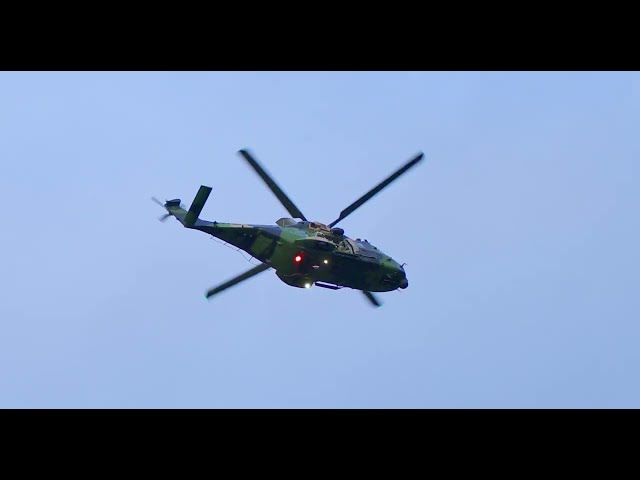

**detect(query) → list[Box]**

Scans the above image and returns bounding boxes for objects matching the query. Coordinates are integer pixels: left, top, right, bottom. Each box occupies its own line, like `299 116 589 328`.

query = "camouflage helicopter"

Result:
153 149 424 307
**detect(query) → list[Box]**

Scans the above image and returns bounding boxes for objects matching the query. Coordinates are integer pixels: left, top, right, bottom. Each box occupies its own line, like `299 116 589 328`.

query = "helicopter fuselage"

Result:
183 215 408 293
156 148 423 306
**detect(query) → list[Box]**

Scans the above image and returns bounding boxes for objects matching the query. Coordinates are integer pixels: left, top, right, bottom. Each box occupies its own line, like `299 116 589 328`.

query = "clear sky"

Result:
1 71 638 408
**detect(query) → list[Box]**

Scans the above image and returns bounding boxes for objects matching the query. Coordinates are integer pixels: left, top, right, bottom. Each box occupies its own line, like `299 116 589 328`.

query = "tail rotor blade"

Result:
153 197 173 222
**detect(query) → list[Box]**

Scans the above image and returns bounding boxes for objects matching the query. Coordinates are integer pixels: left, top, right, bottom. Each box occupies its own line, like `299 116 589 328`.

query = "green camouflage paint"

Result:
157 148 423 306
166 200 407 293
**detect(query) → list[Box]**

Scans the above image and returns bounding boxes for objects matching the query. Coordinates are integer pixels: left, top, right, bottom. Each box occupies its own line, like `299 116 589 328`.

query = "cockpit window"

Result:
355 239 376 250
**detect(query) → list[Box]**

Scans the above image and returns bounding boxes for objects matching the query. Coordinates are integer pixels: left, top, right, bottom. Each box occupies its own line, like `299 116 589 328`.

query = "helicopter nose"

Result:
399 278 408 289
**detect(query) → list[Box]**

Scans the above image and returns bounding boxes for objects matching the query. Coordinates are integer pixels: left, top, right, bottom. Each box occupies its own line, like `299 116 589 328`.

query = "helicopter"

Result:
153 149 424 307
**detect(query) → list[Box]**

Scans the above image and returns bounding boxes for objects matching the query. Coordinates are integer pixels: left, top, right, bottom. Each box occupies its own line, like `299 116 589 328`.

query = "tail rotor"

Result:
151 196 183 223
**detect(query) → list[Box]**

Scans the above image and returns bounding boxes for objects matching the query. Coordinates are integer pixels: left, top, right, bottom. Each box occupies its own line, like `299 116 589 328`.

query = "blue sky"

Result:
1 71 638 408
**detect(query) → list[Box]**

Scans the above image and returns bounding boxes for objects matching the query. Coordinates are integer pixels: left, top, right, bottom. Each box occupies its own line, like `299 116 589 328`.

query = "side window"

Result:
337 239 354 254
346 239 361 254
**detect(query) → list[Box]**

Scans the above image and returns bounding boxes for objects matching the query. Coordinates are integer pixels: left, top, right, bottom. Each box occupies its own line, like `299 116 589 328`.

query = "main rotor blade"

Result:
329 152 424 228
362 291 382 307
238 149 307 221
205 262 271 300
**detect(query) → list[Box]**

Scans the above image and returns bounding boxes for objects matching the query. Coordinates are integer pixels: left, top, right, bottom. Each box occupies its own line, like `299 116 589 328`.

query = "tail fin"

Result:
184 185 212 227
160 185 212 228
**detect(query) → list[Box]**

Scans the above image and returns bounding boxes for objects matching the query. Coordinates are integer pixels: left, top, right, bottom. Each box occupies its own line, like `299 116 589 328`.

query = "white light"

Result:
323 259 329 264
304 283 312 288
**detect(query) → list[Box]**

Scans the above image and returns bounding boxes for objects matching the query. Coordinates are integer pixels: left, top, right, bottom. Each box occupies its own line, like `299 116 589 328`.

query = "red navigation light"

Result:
294 254 303 263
